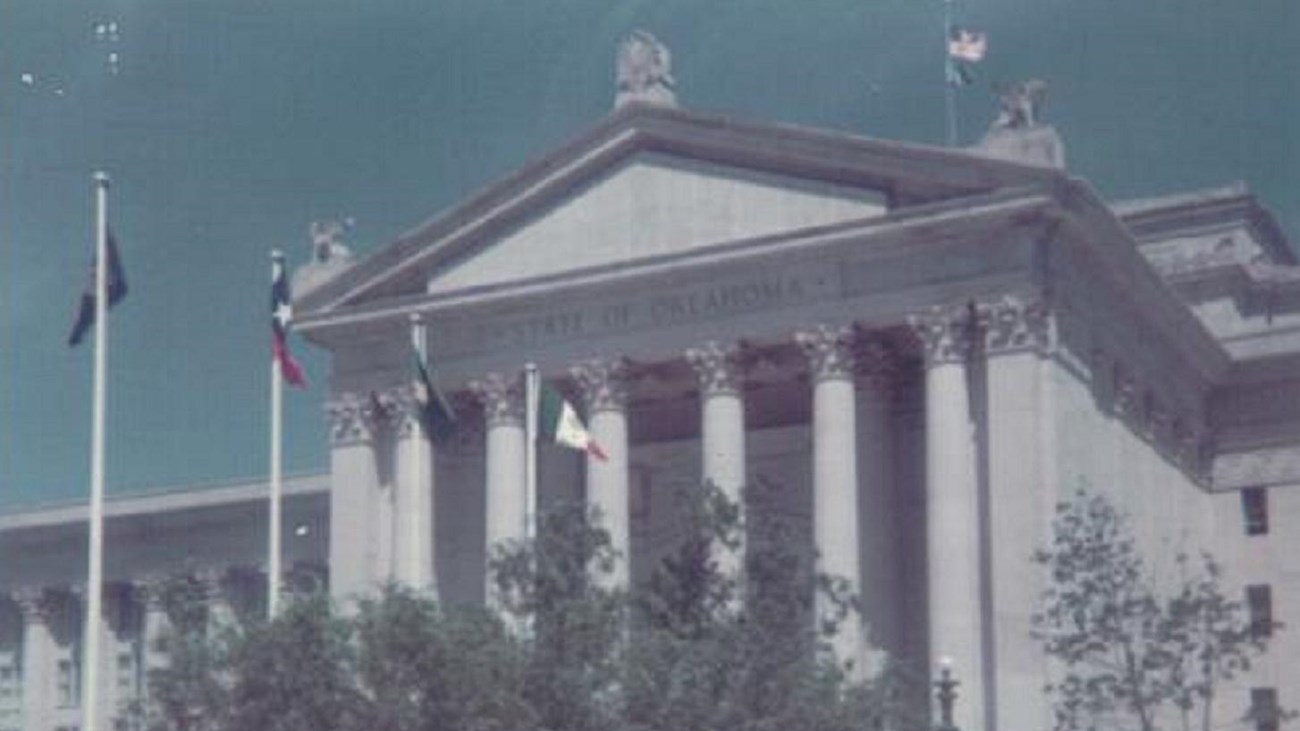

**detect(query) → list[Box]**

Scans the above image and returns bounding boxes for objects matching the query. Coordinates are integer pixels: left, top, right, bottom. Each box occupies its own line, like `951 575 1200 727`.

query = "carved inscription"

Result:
436 269 833 356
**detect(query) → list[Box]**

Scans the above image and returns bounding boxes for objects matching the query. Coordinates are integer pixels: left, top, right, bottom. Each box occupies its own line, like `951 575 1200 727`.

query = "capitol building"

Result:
2 33 1298 731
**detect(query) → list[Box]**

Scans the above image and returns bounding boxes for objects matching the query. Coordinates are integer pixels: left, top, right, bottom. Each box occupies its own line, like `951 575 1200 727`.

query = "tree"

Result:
490 499 626 731
352 585 532 731
1033 490 1282 731
621 479 926 731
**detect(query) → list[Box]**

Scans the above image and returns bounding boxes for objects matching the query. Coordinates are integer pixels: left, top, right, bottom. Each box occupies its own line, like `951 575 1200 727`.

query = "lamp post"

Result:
934 656 960 731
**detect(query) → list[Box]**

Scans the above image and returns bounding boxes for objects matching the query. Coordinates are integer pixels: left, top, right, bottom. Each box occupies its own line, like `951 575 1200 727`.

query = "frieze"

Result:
1086 347 1211 484
1213 444 1300 489
429 265 839 358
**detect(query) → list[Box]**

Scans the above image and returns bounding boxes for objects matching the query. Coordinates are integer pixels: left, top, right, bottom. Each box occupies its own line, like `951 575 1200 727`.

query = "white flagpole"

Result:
943 0 958 147
268 250 285 618
81 170 109 731
524 363 539 544
408 312 426 587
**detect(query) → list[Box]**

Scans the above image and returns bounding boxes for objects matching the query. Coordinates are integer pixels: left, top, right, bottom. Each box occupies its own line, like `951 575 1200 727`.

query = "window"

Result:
1243 487 1269 536
1251 688 1280 731
1247 584 1274 638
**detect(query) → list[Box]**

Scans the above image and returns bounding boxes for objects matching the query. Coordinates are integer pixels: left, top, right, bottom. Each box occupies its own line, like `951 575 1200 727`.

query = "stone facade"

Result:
3 103 1299 731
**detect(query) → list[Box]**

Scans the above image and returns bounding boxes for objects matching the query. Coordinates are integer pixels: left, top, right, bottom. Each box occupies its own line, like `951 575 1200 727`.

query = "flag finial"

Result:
93 170 110 186
271 249 285 261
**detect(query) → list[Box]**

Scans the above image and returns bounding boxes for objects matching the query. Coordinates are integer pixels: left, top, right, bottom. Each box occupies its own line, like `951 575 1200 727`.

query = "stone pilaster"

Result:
685 340 748 584
571 358 632 589
796 324 864 674
470 372 527 606
907 303 986 731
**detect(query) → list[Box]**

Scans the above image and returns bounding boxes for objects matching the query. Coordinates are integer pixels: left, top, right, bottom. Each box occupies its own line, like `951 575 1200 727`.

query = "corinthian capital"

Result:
685 341 745 396
12 587 52 621
795 324 856 382
907 303 975 366
980 295 1053 354
324 392 381 446
570 358 631 414
469 372 524 428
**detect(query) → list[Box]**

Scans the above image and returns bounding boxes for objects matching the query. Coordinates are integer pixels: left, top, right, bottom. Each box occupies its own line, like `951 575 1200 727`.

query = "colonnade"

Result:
0 563 323 731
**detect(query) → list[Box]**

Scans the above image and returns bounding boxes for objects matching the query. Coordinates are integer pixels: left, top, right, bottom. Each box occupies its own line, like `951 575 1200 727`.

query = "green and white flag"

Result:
538 383 607 461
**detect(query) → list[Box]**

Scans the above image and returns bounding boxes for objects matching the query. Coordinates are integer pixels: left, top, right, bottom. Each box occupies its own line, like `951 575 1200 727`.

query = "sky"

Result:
2 0 1297 510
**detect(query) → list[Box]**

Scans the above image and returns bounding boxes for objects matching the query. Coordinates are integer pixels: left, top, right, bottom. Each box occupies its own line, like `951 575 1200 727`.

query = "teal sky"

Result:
2 0 1297 509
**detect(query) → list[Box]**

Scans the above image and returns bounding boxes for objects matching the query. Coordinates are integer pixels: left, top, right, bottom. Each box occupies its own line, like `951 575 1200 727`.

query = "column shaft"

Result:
686 341 747 584
573 359 631 590
798 325 863 673
326 393 383 600
472 373 526 607
912 305 985 731
394 429 435 592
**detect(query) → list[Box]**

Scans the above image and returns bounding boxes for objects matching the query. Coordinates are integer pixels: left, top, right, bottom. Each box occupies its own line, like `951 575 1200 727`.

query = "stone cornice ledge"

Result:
1213 445 1300 490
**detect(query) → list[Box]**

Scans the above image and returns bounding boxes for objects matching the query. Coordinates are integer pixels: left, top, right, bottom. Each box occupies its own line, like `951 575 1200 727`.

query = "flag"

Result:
538 383 607 461
271 256 307 387
68 230 128 347
412 347 457 443
948 27 987 62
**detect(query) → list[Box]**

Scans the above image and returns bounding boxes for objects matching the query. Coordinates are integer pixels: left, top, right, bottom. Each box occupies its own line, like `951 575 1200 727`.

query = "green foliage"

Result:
353 585 532 731
1033 490 1283 731
142 481 925 731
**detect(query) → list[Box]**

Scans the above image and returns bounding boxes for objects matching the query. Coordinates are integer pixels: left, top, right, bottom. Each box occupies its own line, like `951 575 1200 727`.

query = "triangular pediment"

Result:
426 152 885 295
296 104 1066 317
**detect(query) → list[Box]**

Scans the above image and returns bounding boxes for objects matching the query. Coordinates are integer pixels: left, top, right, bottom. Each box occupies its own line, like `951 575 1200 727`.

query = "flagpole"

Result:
268 250 285 618
524 363 539 544
408 312 426 588
943 0 958 146
82 170 110 731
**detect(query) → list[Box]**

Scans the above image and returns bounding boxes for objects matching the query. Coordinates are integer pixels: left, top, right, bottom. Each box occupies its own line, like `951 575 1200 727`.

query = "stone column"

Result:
470 372 526 606
325 392 384 600
981 294 1056 731
855 335 900 675
796 324 863 673
390 385 436 594
909 303 985 731
685 340 748 584
14 588 53 731
571 358 632 589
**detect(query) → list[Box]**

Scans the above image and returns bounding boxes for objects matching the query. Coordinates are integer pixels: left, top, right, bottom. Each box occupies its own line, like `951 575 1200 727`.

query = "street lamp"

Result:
934 656 960 731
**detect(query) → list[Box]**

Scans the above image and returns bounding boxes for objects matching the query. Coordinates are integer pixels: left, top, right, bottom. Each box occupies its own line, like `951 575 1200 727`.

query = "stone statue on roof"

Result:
291 219 356 298
991 79 1049 130
973 78 1065 169
615 30 677 110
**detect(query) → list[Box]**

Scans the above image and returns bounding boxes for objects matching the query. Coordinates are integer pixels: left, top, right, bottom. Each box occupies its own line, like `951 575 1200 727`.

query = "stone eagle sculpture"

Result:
615 30 677 109
974 78 1065 169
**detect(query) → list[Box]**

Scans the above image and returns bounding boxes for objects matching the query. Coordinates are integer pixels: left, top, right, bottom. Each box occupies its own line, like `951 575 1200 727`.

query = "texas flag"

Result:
271 253 307 387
